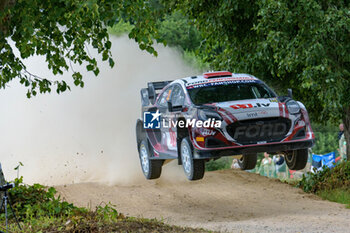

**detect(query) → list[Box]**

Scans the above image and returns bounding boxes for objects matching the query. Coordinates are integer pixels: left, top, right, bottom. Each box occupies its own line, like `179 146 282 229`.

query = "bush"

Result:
206 157 232 171
4 177 82 221
298 161 350 193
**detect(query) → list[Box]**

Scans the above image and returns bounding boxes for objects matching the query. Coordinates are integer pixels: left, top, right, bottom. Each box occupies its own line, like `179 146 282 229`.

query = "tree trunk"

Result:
343 107 350 161
0 163 5 201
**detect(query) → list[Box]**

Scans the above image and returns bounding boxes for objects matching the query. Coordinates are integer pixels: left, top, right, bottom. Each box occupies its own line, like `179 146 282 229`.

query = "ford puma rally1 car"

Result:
136 71 314 180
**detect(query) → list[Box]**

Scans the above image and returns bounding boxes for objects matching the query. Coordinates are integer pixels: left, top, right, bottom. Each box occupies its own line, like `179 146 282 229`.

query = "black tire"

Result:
238 153 257 170
285 149 308 170
180 137 205 181
138 140 163 179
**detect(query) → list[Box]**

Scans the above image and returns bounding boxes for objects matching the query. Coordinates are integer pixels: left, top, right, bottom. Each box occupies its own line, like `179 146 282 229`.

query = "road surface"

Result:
56 169 350 233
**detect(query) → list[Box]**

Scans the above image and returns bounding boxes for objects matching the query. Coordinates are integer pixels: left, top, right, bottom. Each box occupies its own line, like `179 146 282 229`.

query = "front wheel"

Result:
180 137 205 181
139 140 163 179
285 149 308 170
238 153 257 170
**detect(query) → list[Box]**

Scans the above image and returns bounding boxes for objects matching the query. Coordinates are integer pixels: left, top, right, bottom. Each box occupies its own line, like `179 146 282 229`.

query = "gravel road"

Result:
56 169 350 233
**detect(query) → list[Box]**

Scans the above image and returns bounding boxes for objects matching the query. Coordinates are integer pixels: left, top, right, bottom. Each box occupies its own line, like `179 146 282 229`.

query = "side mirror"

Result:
140 88 150 106
167 101 183 112
147 83 156 104
287 89 293 99
167 101 173 112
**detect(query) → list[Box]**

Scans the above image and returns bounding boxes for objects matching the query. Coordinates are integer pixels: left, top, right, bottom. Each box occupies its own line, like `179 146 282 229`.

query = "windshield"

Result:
187 82 276 105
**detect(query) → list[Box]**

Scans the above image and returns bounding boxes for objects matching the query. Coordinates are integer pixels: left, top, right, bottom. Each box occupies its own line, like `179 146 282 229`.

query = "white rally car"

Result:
136 71 315 180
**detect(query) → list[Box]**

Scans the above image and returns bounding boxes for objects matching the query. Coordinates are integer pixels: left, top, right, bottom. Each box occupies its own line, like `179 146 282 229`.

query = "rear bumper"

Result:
193 139 314 159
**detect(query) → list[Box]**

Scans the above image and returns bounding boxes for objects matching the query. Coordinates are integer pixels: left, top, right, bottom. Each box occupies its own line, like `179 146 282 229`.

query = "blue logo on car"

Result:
144 110 161 129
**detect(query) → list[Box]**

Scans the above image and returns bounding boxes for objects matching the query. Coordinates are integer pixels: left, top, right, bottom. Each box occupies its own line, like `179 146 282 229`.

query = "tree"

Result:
169 0 350 160
158 11 201 52
0 0 164 97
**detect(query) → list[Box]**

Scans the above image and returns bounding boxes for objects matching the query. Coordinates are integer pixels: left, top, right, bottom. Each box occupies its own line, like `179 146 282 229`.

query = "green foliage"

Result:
108 20 134 37
0 0 166 97
109 11 202 52
6 177 80 220
312 123 338 154
206 157 231 171
169 0 350 126
158 11 201 52
298 161 350 193
318 189 350 208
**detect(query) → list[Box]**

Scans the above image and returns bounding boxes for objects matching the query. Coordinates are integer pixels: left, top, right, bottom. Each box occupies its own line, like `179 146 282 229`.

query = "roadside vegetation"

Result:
108 11 208 72
297 161 350 208
0 177 210 232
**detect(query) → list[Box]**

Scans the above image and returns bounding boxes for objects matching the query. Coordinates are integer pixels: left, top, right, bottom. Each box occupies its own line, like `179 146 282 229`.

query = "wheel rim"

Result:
140 144 149 175
181 144 191 175
285 153 294 163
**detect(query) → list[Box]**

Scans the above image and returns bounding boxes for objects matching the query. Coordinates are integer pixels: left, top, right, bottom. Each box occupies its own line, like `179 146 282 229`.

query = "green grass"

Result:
318 188 350 208
297 161 350 208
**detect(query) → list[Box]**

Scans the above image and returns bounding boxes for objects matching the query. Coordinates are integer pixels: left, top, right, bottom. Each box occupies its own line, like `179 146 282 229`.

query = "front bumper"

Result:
193 139 314 159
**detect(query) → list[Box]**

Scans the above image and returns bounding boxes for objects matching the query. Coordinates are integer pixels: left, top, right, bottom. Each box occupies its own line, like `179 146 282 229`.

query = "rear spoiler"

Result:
148 81 172 91
140 80 173 106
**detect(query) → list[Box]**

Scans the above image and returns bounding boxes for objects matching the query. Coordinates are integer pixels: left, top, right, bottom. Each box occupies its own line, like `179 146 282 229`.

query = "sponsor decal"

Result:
269 98 278 103
162 118 221 128
199 128 216 136
246 112 258 118
143 110 221 129
144 110 161 129
186 79 258 89
233 123 287 139
230 103 270 109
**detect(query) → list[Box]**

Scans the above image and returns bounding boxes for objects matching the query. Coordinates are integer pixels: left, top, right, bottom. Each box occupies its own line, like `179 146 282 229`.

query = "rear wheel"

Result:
139 140 163 179
180 137 205 181
238 153 257 170
285 149 308 170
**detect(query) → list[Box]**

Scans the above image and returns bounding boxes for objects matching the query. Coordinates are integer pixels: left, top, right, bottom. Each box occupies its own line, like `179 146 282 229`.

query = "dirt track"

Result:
56 169 350 233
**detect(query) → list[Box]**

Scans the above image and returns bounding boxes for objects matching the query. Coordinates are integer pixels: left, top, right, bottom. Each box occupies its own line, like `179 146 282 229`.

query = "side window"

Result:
157 86 173 107
251 84 274 99
252 86 262 98
171 85 185 106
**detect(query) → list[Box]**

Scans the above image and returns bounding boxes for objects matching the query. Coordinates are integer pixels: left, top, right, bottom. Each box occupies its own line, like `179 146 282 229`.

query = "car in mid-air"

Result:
136 71 314 180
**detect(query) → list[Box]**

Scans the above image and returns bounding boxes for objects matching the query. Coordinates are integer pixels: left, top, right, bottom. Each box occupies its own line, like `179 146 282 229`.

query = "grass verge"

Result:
318 188 350 208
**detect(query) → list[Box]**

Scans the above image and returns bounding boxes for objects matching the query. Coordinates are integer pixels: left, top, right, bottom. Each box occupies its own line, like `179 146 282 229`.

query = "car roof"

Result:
171 71 261 88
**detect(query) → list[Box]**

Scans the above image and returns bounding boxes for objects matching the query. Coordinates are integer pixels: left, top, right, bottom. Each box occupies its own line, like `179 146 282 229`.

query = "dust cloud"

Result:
0 36 198 185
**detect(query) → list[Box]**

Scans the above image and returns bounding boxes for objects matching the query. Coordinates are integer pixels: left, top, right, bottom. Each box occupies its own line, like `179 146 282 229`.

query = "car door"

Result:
156 85 176 155
168 84 186 153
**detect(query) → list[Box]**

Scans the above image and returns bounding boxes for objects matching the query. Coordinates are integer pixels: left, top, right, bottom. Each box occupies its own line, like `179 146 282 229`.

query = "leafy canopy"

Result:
169 0 350 123
0 0 165 97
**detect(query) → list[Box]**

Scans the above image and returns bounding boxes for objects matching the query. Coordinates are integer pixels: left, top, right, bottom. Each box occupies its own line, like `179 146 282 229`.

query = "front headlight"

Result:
198 109 222 121
286 100 300 114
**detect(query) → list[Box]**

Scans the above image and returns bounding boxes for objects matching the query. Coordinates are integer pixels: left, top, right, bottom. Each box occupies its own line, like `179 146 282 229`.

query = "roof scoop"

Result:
203 71 232 79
